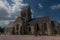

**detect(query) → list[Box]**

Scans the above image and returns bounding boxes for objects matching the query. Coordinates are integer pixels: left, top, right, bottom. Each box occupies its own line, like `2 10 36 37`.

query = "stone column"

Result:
20 25 25 35
21 26 24 34
39 22 43 35
31 26 34 34
46 22 52 35
34 24 38 36
14 26 17 35
18 25 20 35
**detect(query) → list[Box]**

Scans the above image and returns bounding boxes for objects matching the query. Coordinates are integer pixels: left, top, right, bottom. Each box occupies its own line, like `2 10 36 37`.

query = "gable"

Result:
14 17 23 23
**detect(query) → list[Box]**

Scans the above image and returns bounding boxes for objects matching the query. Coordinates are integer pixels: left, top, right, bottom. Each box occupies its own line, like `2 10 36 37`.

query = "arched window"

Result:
16 24 19 30
20 26 23 35
43 23 47 35
16 24 19 34
29 27 31 32
37 24 39 31
44 23 47 30
12 27 15 35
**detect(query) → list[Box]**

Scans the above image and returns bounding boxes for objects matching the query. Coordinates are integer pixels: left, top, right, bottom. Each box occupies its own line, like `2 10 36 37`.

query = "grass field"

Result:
0 35 60 40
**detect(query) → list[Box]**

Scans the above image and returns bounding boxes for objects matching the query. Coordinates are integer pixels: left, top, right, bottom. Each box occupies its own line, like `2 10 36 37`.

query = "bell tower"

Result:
20 5 32 34
21 5 31 21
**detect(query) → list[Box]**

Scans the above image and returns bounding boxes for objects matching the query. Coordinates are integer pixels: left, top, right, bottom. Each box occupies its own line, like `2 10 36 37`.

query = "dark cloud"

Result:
0 8 9 20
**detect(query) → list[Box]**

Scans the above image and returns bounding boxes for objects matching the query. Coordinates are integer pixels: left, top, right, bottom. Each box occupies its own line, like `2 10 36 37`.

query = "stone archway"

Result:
34 23 40 36
28 26 32 34
43 23 48 35
29 27 31 32
20 26 25 35
16 24 19 35
12 27 15 35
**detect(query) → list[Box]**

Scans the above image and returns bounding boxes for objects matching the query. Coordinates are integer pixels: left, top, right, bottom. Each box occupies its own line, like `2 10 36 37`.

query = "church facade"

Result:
4 6 60 36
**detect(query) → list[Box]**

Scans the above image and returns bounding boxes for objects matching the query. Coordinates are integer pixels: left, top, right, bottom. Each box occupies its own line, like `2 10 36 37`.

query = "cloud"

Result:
0 20 14 27
11 0 23 4
37 15 44 18
50 4 60 10
0 0 28 20
38 3 43 8
0 0 29 26
0 20 14 25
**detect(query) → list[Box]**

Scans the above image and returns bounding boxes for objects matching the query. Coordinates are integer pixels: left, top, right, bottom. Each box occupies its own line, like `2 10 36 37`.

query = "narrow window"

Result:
37 24 39 31
43 23 47 35
16 24 19 34
12 27 15 35
44 23 47 30
16 24 19 30
29 27 31 32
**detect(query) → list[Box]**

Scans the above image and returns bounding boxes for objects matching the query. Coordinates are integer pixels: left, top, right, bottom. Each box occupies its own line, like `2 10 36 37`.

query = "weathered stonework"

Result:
5 5 60 36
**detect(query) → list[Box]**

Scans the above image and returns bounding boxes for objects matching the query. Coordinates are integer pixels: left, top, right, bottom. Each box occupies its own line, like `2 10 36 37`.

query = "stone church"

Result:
4 5 60 36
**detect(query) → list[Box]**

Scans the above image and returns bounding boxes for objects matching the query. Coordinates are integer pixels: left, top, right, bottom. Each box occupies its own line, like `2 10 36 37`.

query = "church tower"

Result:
21 5 32 22
20 5 32 34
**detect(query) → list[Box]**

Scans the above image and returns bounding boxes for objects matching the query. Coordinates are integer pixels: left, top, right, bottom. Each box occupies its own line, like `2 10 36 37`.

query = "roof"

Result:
6 17 24 28
29 16 50 26
51 21 60 26
5 22 14 28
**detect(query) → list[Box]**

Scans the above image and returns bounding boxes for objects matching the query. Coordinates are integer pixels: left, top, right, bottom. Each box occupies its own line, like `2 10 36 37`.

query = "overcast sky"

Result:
0 0 60 27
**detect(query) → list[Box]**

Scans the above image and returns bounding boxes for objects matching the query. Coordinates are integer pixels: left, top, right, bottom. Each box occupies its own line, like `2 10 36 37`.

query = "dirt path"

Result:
0 35 60 40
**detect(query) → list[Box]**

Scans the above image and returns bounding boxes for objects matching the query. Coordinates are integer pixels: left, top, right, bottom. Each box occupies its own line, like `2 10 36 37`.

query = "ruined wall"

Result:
29 16 52 36
4 5 60 36
5 27 13 35
12 17 24 35
37 17 52 35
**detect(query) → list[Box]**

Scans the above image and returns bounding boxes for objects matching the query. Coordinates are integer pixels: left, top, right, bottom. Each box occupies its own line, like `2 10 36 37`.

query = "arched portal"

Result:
43 23 48 35
16 24 19 35
29 27 31 32
12 27 15 35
